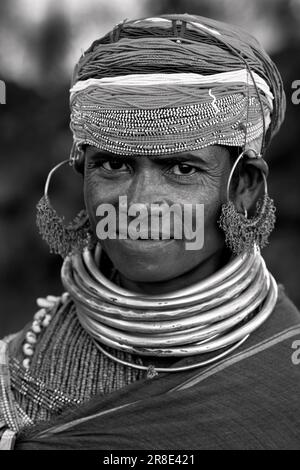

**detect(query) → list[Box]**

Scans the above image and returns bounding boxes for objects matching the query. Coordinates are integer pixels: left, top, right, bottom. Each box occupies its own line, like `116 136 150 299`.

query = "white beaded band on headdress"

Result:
70 70 274 104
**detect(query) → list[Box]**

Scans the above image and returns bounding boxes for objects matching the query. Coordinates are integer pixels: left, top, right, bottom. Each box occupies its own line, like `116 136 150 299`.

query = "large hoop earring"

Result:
36 159 95 258
218 149 276 255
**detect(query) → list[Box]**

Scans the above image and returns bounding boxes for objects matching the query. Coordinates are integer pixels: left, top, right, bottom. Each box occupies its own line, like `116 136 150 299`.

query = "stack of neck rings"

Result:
64 14 285 374
61 244 278 374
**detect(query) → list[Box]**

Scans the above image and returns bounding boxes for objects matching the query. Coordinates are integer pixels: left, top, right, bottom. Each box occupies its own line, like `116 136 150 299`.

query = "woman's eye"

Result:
171 164 198 176
101 160 128 171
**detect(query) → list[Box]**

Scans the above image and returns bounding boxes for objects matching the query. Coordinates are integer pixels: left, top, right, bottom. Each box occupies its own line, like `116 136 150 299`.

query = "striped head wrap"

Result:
69 14 286 159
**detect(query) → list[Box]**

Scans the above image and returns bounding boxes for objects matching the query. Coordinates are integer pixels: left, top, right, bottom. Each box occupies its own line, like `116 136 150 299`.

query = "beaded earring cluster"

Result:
218 149 276 255
36 159 96 258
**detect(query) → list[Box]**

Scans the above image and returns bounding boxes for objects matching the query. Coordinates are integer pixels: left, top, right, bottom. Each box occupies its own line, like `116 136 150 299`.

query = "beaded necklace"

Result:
4 298 144 430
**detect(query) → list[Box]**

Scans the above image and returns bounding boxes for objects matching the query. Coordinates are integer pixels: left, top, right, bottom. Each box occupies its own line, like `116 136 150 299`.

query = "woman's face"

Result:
84 145 232 283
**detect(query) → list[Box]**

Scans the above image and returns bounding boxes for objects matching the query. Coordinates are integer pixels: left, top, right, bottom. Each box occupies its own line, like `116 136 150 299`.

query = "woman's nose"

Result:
126 168 164 207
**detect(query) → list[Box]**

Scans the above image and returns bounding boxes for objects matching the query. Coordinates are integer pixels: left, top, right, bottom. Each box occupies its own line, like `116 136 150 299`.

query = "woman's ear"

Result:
73 145 85 175
232 151 269 215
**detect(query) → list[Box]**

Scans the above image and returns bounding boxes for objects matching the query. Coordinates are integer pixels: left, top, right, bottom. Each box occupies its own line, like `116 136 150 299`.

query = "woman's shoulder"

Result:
276 283 300 314
270 282 300 331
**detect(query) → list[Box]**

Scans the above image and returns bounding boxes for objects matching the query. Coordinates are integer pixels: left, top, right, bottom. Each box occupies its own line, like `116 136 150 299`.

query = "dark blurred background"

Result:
1 0 300 335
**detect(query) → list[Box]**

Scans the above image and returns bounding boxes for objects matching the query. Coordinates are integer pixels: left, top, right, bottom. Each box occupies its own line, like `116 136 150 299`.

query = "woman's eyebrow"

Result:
87 150 114 159
86 150 211 166
149 154 210 165
87 151 133 162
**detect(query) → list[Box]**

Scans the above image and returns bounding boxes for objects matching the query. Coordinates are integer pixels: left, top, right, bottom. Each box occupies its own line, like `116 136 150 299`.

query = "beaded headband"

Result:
69 69 273 160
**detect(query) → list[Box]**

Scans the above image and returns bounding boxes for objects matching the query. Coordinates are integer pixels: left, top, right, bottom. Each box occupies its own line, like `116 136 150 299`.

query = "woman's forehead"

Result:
85 145 228 164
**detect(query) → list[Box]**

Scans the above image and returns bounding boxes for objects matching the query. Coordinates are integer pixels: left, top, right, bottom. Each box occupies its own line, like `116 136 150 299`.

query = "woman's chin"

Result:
102 237 183 261
114 264 184 284
102 238 203 284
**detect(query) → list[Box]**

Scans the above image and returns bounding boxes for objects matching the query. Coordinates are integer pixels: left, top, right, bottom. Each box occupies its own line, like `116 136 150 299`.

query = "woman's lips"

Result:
117 229 175 240
115 237 177 251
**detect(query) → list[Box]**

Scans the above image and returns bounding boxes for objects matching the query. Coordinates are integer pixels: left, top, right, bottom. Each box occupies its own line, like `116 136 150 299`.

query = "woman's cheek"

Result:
84 173 104 228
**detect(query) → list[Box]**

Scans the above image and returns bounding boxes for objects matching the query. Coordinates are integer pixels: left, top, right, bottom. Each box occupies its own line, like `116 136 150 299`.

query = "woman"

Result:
1 13 300 450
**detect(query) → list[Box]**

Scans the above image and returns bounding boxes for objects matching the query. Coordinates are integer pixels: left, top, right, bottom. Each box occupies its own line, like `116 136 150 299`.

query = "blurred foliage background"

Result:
1 0 300 335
